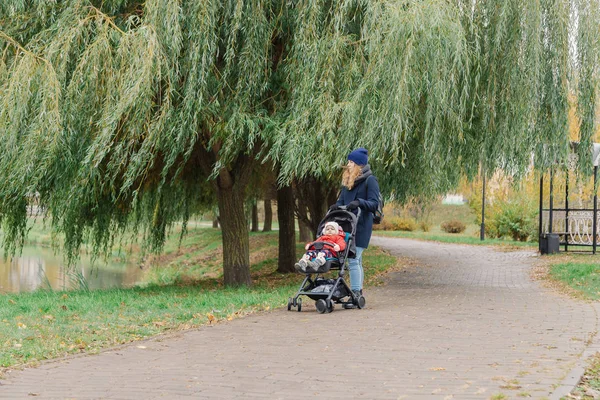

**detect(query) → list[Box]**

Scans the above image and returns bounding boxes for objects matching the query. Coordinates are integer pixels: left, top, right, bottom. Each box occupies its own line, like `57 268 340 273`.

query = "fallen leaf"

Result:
429 367 446 371
17 322 27 329
207 313 216 324
43 315 54 320
61 294 68 299
136 345 147 349
8 299 16 305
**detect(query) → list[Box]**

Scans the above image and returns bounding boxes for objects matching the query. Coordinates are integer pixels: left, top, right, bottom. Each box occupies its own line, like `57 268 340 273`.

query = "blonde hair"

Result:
342 164 362 190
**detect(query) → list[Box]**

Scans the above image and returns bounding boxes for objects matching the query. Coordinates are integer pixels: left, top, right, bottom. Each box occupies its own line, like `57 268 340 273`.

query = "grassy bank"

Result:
546 256 600 301
0 226 399 372
374 229 538 248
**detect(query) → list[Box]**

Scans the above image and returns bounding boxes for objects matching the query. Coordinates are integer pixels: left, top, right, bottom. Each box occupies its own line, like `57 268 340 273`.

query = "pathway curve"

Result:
1 237 599 399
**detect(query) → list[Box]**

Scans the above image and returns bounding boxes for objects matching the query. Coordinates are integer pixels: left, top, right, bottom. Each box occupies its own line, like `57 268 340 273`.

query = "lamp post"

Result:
480 170 486 241
593 144 600 254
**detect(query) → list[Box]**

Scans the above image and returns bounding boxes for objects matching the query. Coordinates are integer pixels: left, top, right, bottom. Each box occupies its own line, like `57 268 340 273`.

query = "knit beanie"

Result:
348 147 368 166
324 221 340 233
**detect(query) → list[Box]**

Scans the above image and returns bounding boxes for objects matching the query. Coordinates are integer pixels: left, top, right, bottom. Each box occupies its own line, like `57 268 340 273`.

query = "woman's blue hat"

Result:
348 148 368 166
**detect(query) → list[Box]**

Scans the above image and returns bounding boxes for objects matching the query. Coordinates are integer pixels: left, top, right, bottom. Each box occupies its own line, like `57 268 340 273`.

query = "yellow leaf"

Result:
8 299 16 305
429 367 446 371
207 313 216 324
17 322 27 329
61 294 68 299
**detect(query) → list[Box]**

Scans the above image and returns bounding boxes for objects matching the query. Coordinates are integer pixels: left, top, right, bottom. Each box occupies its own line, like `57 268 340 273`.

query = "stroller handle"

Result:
337 205 362 220
311 241 338 250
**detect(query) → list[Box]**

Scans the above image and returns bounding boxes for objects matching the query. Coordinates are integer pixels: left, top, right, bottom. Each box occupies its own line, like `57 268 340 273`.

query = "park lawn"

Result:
546 254 600 301
373 229 538 248
0 227 399 373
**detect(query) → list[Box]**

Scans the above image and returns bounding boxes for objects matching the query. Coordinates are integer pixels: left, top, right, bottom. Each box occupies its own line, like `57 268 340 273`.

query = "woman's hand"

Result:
333 244 340 251
347 200 360 210
305 243 310 250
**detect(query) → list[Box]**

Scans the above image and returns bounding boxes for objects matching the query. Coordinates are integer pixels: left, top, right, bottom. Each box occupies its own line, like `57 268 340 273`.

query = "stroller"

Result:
287 206 366 313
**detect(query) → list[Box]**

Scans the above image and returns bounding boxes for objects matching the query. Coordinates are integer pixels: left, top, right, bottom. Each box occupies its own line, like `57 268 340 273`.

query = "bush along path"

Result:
1 236 599 399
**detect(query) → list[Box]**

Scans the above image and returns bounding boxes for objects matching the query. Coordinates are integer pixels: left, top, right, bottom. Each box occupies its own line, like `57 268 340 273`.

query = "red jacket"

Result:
309 232 346 254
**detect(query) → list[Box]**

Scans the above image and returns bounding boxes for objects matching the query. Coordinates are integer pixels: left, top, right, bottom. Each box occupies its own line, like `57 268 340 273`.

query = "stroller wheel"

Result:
315 299 327 314
287 297 293 311
356 295 366 309
326 299 334 313
297 297 302 312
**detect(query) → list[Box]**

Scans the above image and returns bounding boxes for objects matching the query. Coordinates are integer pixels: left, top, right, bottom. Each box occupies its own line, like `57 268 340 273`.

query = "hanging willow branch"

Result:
0 0 598 264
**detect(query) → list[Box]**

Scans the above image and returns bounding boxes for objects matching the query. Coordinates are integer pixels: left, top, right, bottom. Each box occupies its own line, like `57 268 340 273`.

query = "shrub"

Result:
419 220 431 232
492 199 537 241
377 218 395 231
378 216 417 231
393 217 417 231
441 220 466 234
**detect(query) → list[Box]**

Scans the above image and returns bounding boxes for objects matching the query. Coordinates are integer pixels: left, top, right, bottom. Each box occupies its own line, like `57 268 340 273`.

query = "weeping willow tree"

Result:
1 0 599 286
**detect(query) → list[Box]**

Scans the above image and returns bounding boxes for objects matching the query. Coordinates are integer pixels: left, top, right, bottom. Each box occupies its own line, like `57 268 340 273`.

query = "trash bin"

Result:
540 233 559 255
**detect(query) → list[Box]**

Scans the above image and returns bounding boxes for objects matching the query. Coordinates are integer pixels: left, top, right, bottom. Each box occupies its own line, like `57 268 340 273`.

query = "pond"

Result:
0 246 145 294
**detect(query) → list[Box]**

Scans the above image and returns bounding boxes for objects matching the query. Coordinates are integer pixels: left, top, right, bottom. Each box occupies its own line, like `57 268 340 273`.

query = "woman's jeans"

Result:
348 246 365 291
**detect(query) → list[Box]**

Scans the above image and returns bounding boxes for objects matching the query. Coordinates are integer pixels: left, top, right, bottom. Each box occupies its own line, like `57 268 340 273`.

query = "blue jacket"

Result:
336 167 380 248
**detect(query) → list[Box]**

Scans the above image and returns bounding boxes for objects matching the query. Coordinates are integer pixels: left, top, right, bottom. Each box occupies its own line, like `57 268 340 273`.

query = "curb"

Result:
550 303 600 399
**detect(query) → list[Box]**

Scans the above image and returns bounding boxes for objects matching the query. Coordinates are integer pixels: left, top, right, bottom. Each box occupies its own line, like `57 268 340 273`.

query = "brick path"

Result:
1 237 599 399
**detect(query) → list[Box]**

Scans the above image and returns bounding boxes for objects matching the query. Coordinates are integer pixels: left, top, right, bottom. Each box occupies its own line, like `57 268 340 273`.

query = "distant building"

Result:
442 194 466 205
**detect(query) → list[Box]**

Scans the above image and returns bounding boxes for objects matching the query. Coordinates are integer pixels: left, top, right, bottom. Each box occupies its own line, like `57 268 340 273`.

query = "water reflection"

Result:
0 246 145 293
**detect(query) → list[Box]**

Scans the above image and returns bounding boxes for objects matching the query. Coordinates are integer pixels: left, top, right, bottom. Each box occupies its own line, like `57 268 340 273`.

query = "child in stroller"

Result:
287 207 366 313
294 221 346 273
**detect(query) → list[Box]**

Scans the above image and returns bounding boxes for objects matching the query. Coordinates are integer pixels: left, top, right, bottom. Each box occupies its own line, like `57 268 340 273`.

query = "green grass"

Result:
0 283 293 370
549 261 600 300
374 229 538 248
380 203 538 248
427 203 478 227
0 226 398 372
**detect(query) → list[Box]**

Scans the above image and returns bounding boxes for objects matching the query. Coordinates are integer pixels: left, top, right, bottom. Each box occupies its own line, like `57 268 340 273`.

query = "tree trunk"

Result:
263 199 272 232
251 201 259 232
212 218 219 228
298 219 313 243
294 177 338 235
277 185 296 273
217 186 252 286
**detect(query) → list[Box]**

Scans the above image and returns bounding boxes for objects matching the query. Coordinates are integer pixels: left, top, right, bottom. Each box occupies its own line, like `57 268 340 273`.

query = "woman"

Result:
332 147 380 298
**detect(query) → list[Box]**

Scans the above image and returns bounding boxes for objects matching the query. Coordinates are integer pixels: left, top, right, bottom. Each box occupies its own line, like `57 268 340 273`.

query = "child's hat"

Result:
324 221 340 232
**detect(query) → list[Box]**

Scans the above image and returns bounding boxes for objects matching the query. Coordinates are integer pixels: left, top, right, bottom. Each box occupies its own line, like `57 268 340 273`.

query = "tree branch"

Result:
0 31 51 65
87 6 127 35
